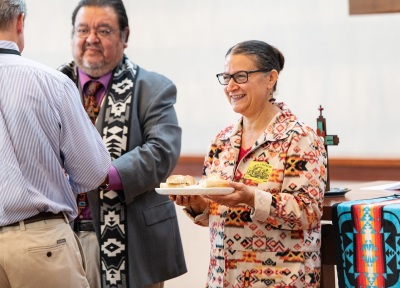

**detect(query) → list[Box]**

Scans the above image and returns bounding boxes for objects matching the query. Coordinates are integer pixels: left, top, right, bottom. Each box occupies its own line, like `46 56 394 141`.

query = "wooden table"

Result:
320 181 399 288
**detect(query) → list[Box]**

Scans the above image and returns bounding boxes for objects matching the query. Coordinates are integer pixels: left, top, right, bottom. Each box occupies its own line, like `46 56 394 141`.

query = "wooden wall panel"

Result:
349 0 400 14
329 158 400 181
172 156 400 182
172 156 204 177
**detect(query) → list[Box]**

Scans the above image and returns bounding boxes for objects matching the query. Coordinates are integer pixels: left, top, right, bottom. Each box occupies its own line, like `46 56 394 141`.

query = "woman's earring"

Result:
269 92 275 103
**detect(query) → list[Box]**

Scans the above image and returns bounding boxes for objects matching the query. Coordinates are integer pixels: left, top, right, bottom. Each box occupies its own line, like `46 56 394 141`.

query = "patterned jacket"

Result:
188 102 327 287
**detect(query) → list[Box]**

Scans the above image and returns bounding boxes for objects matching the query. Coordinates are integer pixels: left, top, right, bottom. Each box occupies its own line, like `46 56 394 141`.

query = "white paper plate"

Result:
156 187 234 196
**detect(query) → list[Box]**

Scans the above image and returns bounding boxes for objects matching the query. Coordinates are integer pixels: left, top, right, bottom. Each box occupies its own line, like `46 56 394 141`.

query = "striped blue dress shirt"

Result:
0 41 111 225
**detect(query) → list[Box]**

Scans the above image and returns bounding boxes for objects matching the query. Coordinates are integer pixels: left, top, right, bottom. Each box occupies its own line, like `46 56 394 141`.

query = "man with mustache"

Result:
58 0 186 287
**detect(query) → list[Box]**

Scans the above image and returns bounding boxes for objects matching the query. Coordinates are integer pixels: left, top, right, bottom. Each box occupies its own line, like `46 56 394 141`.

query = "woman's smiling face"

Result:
223 54 272 117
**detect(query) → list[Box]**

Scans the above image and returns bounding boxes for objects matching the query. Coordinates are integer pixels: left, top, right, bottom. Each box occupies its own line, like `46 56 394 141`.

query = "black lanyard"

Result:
0 48 21 56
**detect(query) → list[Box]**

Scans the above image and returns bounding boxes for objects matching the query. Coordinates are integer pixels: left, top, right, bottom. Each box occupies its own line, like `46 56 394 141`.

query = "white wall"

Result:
23 0 400 159
18 2 399 286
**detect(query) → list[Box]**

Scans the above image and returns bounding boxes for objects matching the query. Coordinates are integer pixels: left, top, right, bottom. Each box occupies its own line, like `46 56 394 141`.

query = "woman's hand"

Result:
205 181 255 208
169 194 209 215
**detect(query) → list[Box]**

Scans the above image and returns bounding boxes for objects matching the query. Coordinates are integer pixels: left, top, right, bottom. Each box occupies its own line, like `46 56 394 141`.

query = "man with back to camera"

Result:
58 0 187 287
0 0 111 287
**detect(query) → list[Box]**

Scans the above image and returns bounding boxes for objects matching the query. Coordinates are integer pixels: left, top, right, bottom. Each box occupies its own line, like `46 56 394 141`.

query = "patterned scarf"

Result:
59 56 138 287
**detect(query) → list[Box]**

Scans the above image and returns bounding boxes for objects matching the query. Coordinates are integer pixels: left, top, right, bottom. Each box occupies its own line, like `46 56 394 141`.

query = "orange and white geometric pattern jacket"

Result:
188 102 327 287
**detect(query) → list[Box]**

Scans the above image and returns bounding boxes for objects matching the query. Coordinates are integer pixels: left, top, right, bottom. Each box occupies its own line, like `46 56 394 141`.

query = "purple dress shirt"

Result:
76 69 123 221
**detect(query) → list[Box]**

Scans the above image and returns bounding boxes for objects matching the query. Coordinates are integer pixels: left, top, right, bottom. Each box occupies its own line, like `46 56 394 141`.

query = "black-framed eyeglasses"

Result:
73 26 118 39
216 69 270 85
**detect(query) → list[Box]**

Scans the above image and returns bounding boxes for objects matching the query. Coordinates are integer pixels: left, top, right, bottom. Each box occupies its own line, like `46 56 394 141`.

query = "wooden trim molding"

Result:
172 156 204 177
329 158 400 181
172 156 400 182
349 0 400 14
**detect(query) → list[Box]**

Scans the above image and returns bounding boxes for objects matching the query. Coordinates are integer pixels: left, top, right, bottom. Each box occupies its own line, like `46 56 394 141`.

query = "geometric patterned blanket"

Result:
332 195 400 288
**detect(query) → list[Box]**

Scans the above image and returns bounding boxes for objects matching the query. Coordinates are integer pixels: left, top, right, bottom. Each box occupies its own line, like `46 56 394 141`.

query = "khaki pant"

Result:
0 217 89 288
76 231 100 288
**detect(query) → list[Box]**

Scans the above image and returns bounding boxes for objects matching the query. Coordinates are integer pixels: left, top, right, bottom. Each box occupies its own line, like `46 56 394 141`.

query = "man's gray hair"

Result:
0 0 27 30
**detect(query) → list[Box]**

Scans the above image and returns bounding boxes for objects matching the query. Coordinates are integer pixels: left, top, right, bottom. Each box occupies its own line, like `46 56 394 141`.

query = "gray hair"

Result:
0 0 27 30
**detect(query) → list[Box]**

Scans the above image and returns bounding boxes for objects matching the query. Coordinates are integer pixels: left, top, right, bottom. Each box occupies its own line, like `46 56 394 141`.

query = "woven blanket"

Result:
332 195 400 288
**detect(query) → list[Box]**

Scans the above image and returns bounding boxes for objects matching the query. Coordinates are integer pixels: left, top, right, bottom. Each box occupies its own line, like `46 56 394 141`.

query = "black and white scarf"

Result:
60 56 138 287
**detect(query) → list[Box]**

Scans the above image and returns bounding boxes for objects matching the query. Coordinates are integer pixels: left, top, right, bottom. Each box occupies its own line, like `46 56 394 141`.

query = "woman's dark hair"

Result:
71 0 129 42
226 40 285 91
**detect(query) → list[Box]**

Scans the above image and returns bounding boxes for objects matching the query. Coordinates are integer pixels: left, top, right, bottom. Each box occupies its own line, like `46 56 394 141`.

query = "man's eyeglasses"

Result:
216 69 270 85
74 27 117 39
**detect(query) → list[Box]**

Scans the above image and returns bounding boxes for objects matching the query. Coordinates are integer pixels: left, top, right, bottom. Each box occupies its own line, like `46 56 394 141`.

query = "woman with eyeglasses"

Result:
170 40 327 287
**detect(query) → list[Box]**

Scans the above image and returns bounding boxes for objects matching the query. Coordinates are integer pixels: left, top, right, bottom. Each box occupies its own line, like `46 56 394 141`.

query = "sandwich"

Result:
199 174 229 188
160 175 197 188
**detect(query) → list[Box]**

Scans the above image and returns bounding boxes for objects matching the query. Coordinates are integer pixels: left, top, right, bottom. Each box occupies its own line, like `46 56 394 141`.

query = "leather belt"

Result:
74 221 95 232
3 212 64 227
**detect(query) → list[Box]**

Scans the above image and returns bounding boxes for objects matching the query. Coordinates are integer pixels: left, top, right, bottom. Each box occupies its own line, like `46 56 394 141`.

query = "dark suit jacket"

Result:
60 58 187 287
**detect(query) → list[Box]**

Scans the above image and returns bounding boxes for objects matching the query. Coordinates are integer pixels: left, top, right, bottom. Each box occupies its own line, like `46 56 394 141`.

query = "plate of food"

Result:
156 175 234 196
156 187 235 196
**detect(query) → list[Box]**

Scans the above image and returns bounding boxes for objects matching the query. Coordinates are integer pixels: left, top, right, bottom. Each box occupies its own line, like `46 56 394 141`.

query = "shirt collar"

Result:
0 40 20 51
77 69 112 90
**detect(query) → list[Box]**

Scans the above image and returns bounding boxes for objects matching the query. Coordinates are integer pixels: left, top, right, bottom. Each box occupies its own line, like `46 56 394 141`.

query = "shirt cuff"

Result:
250 189 272 221
107 165 123 191
183 203 210 226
